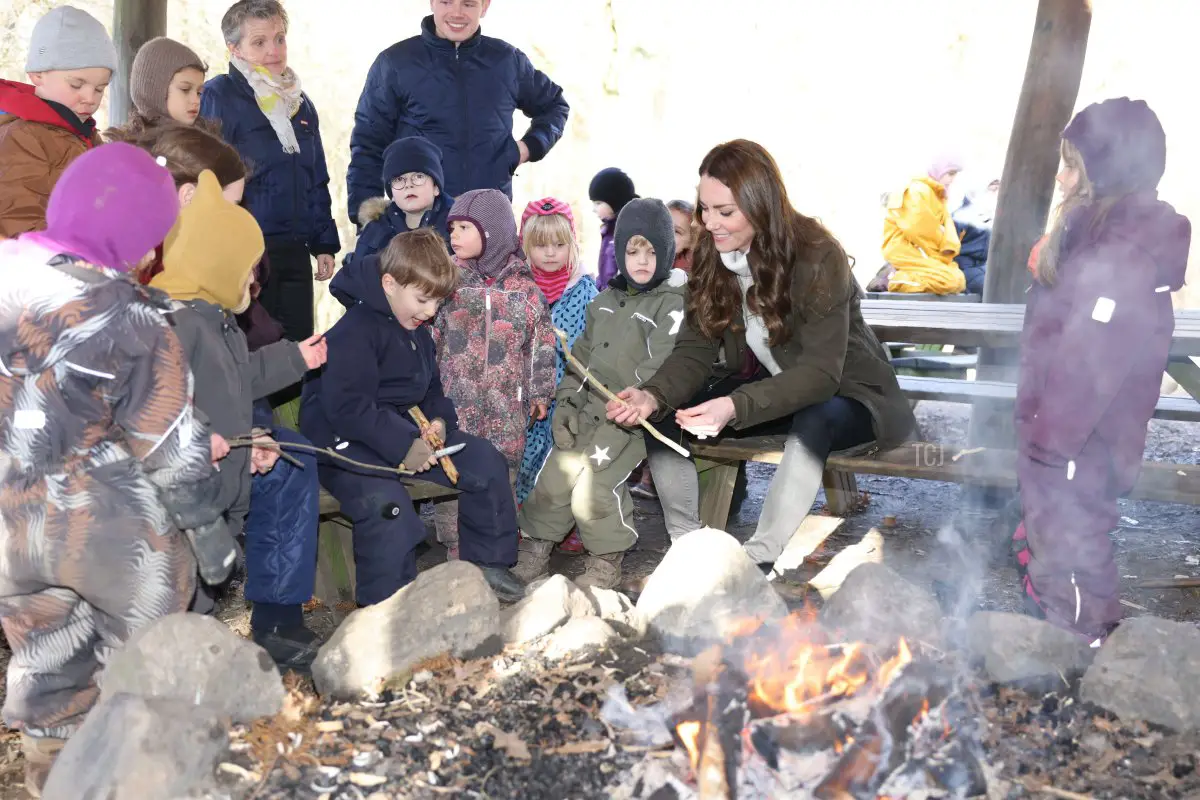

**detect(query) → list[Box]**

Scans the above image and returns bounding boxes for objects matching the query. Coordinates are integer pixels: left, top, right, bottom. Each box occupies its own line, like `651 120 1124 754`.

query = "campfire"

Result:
621 612 986 799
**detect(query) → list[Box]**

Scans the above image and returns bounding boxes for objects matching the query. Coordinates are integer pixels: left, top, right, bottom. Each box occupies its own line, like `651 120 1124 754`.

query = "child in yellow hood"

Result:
881 156 967 295
152 170 329 676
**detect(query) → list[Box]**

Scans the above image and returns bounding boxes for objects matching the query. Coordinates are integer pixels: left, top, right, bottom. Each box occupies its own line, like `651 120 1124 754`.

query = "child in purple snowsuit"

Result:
588 167 636 287
1013 97 1191 642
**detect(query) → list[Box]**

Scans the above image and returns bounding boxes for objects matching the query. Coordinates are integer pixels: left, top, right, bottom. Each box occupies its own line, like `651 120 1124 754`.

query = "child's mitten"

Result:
402 438 435 471
553 406 580 449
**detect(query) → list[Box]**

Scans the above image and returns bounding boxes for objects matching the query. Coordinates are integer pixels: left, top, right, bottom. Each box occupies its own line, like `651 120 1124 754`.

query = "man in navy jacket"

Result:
346 0 569 226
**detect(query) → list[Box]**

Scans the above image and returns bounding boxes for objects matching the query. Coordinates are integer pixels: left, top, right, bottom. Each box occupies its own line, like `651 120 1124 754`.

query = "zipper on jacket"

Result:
484 287 492 382
455 45 469 189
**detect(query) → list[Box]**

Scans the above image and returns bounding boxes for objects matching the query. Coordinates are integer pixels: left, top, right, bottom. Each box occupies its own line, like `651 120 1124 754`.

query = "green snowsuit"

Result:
519 269 687 554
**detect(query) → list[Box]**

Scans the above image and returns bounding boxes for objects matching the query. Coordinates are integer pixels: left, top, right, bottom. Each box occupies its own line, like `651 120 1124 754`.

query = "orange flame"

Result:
876 638 913 689
677 720 701 770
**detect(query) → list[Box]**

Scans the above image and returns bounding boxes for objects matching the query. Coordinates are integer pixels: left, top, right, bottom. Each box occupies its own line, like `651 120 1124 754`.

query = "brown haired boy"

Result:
0 6 116 238
299 229 525 604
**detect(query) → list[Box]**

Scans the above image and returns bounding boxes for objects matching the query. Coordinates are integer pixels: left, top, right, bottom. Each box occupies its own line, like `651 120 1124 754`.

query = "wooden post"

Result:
109 0 168 126
983 0 1093 305
968 0 1092 465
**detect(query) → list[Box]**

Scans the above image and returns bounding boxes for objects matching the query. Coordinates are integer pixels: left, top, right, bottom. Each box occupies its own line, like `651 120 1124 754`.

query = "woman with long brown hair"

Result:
608 139 914 568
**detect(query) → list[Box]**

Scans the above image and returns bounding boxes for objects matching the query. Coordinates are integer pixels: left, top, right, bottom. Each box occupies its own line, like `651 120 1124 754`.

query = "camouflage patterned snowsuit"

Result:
0 243 222 738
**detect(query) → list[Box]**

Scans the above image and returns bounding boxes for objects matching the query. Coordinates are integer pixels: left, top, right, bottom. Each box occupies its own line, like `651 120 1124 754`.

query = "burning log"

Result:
647 612 984 800
673 655 749 799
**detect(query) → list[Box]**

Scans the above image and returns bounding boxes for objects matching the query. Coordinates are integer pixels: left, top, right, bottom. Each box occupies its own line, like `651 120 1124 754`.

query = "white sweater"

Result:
720 249 782 376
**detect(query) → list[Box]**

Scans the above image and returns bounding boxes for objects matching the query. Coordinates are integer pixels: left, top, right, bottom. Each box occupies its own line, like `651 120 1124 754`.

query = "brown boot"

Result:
22 734 65 798
576 551 623 590
512 537 554 583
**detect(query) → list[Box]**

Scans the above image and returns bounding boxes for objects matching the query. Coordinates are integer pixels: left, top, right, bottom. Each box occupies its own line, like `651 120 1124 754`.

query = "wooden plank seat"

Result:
692 435 1200 532
864 291 982 303
690 373 1200 530
897 376 1200 422
314 482 458 606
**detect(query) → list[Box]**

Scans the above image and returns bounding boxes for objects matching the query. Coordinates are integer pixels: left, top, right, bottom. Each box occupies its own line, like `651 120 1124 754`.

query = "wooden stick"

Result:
226 437 415 477
553 328 691 459
408 407 459 485
1134 577 1200 590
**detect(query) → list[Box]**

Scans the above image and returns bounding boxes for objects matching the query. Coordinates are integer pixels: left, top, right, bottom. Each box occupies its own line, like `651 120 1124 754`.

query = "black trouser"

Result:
646 370 876 563
260 240 315 343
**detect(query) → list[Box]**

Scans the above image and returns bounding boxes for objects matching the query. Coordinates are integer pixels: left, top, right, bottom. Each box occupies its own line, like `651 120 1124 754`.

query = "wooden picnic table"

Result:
862 300 1200 360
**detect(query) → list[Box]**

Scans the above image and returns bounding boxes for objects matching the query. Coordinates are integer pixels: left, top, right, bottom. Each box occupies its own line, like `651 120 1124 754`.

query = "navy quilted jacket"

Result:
347 16 568 223
199 65 340 256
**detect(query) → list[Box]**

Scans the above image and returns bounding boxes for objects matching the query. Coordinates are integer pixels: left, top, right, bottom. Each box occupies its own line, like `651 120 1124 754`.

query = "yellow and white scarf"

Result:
231 56 303 154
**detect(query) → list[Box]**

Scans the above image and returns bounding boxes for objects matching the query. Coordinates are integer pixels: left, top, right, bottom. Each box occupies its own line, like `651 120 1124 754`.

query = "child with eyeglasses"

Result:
345 136 453 269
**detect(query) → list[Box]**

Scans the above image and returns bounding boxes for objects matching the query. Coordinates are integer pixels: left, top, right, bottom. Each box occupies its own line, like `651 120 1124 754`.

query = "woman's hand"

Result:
210 433 230 464
530 400 549 423
315 254 336 281
675 396 736 439
250 434 281 474
607 388 657 426
517 140 530 165
298 334 327 369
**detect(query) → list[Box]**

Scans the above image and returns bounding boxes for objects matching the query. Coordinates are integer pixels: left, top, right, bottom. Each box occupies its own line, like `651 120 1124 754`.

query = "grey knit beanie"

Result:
25 6 118 73
615 198 676 290
131 37 207 120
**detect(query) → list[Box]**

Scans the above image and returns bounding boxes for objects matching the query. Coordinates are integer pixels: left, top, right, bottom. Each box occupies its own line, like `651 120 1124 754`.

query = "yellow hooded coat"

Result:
882 176 966 295
153 170 265 310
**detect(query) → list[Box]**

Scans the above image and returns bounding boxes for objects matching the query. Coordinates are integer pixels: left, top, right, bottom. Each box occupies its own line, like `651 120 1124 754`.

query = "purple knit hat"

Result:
1063 97 1167 197
447 189 522 278
35 142 180 272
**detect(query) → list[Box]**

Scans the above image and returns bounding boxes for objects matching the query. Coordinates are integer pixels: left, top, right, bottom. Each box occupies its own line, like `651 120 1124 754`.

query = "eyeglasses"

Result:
392 173 430 189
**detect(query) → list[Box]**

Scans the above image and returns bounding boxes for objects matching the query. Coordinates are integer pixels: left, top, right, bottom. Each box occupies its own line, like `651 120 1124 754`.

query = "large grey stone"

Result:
101 612 283 723
43 693 226 800
966 611 1094 684
819 562 943 649
542 617 619 661
635 528 786 655
583 586 646 639
502 574 594 645
313 561 500 699
1082 616 1200 731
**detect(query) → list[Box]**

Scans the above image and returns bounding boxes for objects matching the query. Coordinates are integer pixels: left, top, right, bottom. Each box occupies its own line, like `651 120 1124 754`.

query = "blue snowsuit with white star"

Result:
518 269 687 554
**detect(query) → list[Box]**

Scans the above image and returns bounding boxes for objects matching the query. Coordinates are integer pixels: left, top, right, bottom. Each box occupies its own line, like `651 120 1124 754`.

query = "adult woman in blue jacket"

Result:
346 0 569 223
201 0 340 344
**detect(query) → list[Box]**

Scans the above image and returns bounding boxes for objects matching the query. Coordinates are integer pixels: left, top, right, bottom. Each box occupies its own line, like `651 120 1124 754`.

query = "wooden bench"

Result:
691 372 1200 529
865 291 982 303
862 300 1200 361
693 434 1200 531
314 482 458 606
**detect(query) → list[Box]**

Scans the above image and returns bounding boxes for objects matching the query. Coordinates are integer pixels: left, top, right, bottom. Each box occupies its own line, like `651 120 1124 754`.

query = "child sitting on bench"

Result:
299 228 525 604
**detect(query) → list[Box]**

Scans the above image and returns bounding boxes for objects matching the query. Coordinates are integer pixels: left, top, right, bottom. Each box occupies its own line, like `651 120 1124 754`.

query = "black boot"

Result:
479 566 526 603
253 625 323 676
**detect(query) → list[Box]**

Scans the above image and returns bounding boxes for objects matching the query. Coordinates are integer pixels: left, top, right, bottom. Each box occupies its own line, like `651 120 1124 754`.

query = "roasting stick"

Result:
553 328 691 458
408 407 459 484
225 436 414 476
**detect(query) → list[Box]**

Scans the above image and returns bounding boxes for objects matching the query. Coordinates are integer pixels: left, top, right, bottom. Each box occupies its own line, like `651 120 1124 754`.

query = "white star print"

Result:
590 445 611 466
667 309 685 336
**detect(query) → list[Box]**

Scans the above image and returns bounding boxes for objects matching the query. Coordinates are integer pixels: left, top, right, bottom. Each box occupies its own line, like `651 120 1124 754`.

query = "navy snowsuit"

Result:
346 15 569 222
299 254 518 605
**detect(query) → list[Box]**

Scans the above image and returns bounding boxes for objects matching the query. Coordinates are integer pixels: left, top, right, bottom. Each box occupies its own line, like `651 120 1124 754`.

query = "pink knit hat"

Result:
520 197 575 238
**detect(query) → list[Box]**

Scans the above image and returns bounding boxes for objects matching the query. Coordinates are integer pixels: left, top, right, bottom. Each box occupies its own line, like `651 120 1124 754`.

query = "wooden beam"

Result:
109 0 168 126
969 0 1092 463
984 0 1093 303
